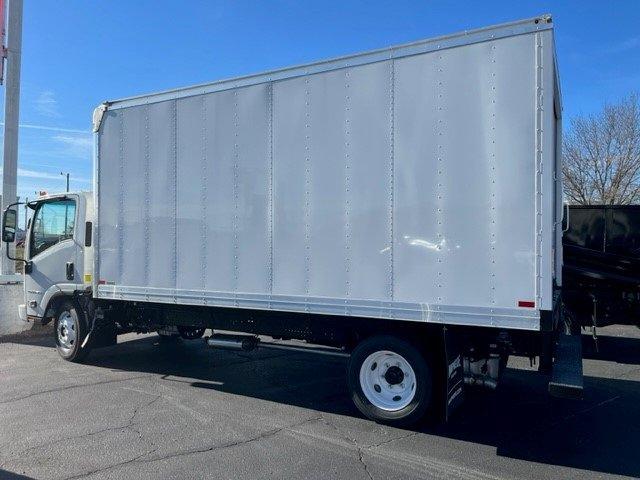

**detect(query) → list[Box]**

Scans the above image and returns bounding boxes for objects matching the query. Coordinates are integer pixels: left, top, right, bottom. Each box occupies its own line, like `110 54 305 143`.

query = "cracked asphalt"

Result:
1 325 639 480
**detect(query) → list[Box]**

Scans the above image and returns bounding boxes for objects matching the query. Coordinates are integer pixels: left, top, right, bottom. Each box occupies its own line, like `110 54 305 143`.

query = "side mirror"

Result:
2 208 17 243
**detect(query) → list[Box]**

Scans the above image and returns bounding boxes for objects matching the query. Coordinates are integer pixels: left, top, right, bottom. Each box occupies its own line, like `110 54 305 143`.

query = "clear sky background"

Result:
1 0 639 202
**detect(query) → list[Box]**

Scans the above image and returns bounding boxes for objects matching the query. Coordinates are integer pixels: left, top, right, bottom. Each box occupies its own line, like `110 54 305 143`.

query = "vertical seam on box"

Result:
233 91 240 304
535 32 544 308
172 99 178 302
201 94 208 301
489 39 497 314
144 103 150 299
93 130 100 295
117 110 124 290
435 49 445 317
268 82 274 306
304 77 311 305
344 69 352 312
389 56 395 308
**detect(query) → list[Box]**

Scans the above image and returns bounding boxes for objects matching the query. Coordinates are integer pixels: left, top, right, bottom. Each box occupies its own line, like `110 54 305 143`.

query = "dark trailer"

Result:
563 205 640 328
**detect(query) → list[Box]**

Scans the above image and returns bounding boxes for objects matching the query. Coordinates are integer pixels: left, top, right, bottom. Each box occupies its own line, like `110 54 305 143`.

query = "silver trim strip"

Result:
97 285 540 331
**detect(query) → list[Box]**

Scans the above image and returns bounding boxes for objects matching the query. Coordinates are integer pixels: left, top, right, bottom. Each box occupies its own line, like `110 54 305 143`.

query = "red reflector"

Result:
518 300 535 308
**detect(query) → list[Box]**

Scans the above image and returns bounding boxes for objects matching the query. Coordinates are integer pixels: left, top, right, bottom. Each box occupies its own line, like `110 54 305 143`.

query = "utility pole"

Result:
1 0 23 276
61 172 69 192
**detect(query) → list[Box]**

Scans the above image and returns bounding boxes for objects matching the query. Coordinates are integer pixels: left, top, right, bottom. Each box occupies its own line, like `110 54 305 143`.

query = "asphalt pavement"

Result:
0 324 639 480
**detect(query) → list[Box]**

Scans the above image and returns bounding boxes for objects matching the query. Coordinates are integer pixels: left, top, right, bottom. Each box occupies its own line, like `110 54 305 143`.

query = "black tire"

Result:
178 326 206 340
54 300 90 362
348 335 432 426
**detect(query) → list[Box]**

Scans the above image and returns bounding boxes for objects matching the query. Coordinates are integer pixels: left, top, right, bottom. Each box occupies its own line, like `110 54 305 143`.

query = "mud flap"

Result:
548 331 583 400
442 327 464 421
85 309 117 349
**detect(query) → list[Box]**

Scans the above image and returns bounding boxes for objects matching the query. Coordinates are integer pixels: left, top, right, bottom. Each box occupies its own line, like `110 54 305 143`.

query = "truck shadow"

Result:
442 369 640 479
0 469 36 479
0 328 55 347
71 332 640 479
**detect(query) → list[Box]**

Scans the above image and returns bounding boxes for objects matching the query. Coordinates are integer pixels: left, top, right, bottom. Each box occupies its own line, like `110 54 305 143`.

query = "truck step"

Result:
548 333 584 400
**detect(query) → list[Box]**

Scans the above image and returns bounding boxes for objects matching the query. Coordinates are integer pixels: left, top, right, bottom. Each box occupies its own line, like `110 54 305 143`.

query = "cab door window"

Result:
30 200 76 258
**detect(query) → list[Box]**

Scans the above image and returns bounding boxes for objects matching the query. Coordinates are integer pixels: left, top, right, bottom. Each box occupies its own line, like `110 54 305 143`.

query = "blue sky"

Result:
1 0 639 202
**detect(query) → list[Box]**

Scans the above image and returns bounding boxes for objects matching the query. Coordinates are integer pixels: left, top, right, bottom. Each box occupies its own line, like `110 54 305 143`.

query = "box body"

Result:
95 16 562 331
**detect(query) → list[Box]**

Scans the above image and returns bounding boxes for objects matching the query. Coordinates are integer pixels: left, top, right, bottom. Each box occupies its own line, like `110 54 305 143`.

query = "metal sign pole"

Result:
1 0 23 275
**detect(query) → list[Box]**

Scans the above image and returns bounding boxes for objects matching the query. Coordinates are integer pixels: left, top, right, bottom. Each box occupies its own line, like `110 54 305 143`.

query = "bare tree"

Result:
563 93 640 205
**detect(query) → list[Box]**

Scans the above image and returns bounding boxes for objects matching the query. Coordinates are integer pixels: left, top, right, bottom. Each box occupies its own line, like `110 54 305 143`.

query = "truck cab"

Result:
14 192 93 324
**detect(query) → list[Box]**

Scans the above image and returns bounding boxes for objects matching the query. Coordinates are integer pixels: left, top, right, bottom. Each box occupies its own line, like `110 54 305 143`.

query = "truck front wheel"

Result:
54 300 90 362
348 335 432 426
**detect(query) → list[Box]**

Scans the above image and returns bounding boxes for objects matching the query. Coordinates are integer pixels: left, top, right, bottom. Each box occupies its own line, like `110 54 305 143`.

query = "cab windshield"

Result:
30 199 76 258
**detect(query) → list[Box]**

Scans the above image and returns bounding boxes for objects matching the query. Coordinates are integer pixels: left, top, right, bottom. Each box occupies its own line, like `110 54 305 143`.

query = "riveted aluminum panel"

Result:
203 90 236 292
176 96 204 291
272 76 307 296
304 69 349 298
491 34 538 307
147 101 176 290
393 53 441 305
234 84 271 294
434 42 495 308
120 106 147 287
175 87 270 295
538 29 559 310
96 110 120 284
96 17 560 330
345 62 393 301
394 34 537 311
273 64 394 301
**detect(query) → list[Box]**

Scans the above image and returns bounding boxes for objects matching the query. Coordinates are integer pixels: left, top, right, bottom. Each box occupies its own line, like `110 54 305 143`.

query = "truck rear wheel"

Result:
348 335 432 426
54 300 90 362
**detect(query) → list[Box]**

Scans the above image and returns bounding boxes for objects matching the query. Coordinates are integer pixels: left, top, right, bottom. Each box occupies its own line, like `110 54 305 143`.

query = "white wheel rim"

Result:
57 311 76 354
359 350 417 411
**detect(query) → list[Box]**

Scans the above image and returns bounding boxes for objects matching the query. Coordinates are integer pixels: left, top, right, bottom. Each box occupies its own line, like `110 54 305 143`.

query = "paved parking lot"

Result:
1 325 639 480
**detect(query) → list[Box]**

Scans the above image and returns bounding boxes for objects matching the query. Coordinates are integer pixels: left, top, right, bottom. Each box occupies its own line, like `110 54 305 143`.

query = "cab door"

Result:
25 196 81 319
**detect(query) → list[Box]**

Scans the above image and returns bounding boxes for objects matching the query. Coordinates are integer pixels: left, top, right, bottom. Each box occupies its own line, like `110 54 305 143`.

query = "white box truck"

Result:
3 15 580 425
